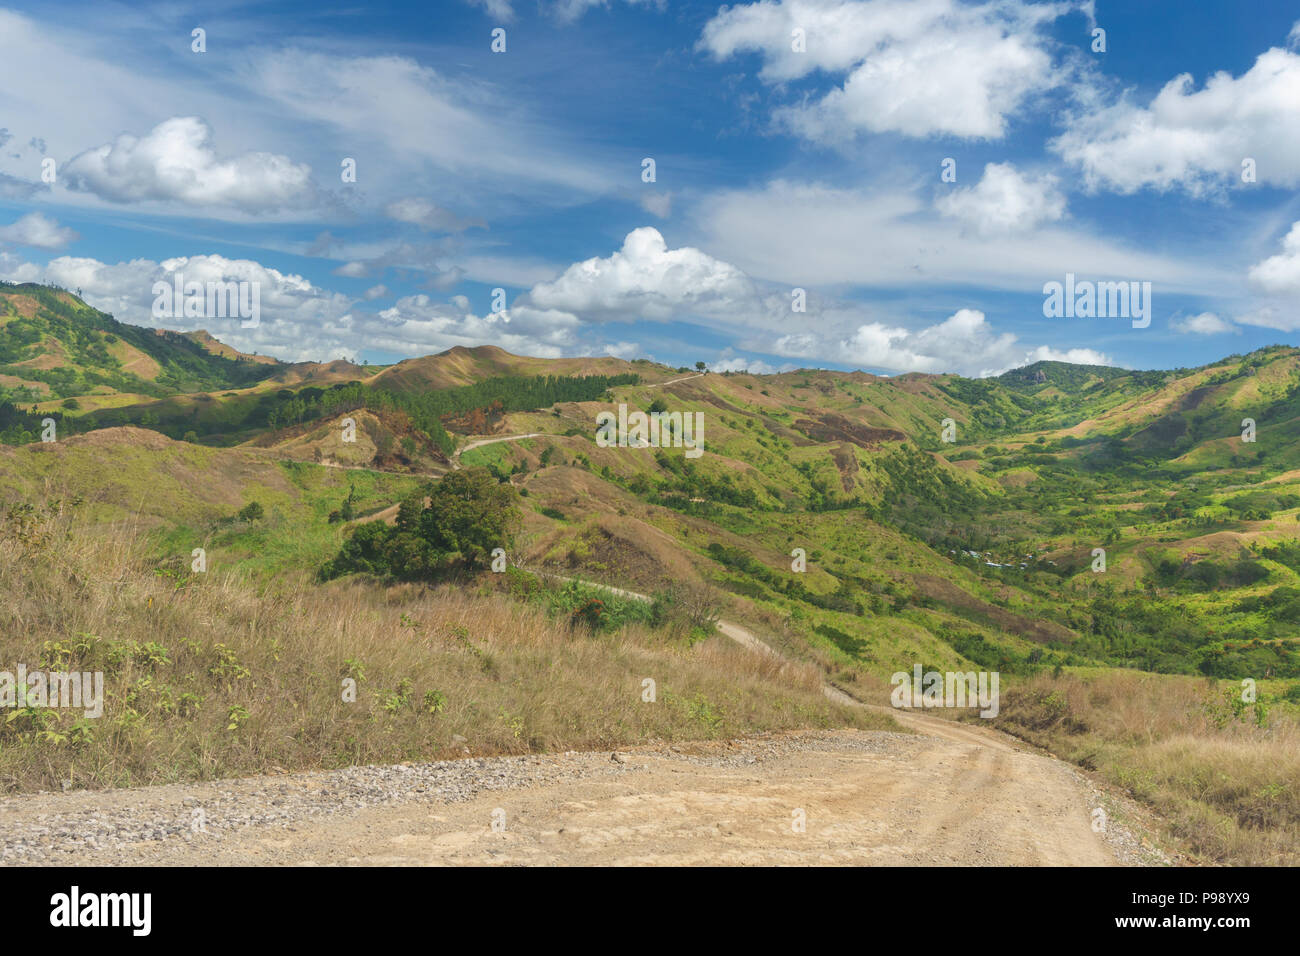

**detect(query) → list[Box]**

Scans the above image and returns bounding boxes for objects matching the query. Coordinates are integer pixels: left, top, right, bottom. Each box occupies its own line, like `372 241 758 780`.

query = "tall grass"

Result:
997 670 1300 865
0 501 884 793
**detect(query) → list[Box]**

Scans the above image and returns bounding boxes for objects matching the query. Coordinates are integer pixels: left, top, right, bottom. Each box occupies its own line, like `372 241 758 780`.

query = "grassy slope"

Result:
0 426 423 580
6 290 1298 690
0 506 883 792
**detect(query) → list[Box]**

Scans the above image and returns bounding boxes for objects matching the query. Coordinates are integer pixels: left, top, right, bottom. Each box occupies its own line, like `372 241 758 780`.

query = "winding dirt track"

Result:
451 433 544 469
0 725 1122 866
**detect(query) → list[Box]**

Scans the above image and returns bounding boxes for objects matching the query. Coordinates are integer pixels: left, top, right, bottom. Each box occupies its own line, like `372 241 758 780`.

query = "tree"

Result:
395 489 425 532
419 467 521 568
695 362 707 372
322 520 390 576
321 467 520 580
238 501 264 522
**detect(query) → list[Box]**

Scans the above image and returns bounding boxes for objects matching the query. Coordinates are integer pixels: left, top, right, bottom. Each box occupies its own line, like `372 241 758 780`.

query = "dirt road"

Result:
1 726 1151 866
1 597 1155 866
646 372 705 388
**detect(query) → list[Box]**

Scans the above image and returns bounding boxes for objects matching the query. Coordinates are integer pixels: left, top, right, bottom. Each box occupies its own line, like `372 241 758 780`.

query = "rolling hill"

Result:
2 285 1298 688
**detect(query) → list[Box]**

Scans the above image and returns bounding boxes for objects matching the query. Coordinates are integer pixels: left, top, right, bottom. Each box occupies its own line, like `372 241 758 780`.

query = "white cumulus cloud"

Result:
0 212 79 249
1053 44 1300 194
1248 221 1300 295
709 353 793 374
775 308 1113 377
63 117 313 212
525 226 756 321
0 251 642 364
700 0 1080 141
0 253 352 361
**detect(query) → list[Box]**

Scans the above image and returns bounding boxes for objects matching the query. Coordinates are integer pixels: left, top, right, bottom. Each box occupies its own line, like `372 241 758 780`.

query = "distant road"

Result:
647 372 705 388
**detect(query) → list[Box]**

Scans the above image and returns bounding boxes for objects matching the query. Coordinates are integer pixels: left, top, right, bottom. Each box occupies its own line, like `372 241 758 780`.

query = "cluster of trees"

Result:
651 451 763 509
1065 591 1296 676
1234 585 1300 624
1198 637 1299 679
932 378 1035 438
265 384 367 432
704 542 894 615
936 626 1057 677
0 401 63 445
876 445 985 544
320 468 520 580
1255 539 1300 573
1149 553 1270 593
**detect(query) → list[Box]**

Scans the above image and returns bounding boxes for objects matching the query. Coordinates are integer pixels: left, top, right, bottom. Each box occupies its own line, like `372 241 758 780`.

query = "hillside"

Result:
370 344 662 391
0 282 283 401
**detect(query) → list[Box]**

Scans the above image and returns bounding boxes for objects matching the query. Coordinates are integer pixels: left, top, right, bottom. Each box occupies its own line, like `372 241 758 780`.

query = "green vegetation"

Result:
321 467 521 579
0 502 881 792
0 281 279 401
49 370 640 452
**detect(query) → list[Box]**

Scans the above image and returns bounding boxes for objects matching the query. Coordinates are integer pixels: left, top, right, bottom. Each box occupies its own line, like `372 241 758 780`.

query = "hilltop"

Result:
371 344 657 391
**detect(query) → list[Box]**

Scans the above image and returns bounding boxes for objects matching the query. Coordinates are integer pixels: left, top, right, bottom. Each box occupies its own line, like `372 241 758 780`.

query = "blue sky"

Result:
0 0 1298 376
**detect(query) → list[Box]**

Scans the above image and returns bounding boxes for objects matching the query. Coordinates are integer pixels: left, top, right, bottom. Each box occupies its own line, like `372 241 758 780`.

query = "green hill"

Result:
0 281 283 401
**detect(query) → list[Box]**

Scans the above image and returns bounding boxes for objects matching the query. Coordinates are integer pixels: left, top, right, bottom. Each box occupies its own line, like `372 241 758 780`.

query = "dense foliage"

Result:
320 467 521 579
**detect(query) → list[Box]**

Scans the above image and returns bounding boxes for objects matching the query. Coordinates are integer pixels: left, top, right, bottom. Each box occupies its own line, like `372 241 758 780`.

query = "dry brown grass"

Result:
0 503 885 794
997 670 1300 865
